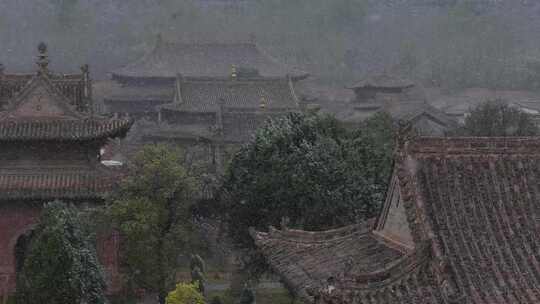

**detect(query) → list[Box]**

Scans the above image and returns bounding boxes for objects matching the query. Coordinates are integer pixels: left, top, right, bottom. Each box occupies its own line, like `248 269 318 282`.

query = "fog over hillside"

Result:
1 0 539 89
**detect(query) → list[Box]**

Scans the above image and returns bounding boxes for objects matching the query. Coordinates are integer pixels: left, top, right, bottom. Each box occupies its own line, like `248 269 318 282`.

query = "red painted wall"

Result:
0 204 121 298
0 204 40 296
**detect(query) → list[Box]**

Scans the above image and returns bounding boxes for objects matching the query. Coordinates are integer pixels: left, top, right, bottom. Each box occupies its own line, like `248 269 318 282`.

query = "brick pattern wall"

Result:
0 204 40 297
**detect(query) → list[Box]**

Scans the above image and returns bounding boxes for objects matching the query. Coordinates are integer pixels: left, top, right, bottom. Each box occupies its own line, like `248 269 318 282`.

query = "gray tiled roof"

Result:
254 137 540 304
347 74 414 89
162 76 300 113
112 38 307 79
96 80 175 102
0 167 121 201
0 118 133 142
95 80 175 113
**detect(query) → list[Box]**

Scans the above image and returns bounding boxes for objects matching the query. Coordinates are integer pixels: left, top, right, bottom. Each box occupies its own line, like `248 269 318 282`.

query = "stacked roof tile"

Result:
0 43 132 202
112 37 307 80
149 76 299 144
253 136 540 304
96 80 175 114
251 221 404 301
0 68 91 112
347 74 414 90
163 76 300 113
0 168 120 200
0 118 132 142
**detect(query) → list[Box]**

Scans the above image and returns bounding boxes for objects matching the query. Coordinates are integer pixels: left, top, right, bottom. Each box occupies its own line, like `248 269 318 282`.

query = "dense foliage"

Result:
450 101 539 136
108 144 204 304
166 282 206 304
16 201 106 304
214 112 395 250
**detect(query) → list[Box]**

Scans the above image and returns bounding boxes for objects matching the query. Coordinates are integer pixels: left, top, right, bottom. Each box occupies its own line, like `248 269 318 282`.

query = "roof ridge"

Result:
336 243 431 288
168 41 256 47
181 76 289 82
111 37 308 79
406 136 540 155
0 118 133 142
0 72 86 120
250 220 375 244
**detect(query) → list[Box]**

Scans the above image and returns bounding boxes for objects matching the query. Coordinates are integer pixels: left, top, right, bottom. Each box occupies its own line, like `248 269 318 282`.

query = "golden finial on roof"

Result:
231 64 237 79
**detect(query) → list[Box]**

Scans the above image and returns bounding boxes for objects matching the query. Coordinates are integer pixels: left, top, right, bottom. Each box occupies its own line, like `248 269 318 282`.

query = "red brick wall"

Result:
0 204 122 298
0 204 40 297
97 230 122 294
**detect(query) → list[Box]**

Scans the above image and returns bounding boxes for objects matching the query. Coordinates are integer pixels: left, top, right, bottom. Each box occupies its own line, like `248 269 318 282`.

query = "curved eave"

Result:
290 73 310 82
113 72 309 82
0 192 110 202
337 244 431 289
346 84 415 90
0 118 134 142
111 73 176 85
250 221 405 303
0 166 124 202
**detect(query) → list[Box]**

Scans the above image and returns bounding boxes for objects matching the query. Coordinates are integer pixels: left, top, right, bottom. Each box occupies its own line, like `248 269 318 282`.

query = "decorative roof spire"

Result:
231 64 237 79
36 42 50 73
80 64 89 74
259 96 267 110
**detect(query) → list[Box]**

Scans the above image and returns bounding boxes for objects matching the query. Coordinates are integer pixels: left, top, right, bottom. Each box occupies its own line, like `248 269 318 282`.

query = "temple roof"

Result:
97 80 175 103
0 46 91 112
111 37 308 80
161 76 300 113
140 120 214 142
251 221 407 302
340 100 456 136
319 245 445 304
347 74 414 90
95 80 175 113
0 43 133 142
383 100 457 129
0 118 132 142
140 110 289 144
254 136 540 304
0 167 121 201
0 44 133 203
392 137 540 303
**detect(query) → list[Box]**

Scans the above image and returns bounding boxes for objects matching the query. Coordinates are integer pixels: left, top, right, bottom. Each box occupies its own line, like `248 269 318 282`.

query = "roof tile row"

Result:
0 118 132 141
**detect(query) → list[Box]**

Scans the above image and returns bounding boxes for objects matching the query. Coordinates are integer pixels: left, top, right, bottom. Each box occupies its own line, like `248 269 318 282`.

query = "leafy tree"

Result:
450 101 539 136
213 112 395 252
16 201 106 304
108 144 204 304
166 282 205 304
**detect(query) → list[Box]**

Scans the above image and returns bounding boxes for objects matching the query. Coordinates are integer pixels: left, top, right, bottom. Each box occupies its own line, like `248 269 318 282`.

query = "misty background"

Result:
1 0 540 90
